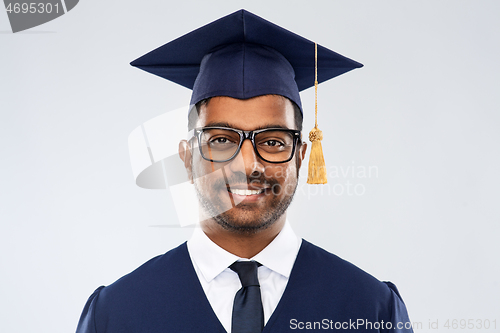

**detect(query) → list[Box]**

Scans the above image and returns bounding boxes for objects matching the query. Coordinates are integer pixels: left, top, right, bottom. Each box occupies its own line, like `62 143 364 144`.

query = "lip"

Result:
226 184 270 191
226 186 270 203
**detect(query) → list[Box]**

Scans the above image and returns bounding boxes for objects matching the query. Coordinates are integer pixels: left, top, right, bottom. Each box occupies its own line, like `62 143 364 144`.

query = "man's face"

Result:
181 95 307 234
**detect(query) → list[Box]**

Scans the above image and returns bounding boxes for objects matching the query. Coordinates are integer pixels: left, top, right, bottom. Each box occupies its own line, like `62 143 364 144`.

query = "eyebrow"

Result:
203 122 293 130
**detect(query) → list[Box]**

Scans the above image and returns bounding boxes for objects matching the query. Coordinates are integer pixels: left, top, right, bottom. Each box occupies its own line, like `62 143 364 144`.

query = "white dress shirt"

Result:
187 221 301 333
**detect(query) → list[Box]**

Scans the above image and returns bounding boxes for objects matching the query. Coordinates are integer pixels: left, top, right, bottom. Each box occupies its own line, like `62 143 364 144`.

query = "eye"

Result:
263 139 284 147
207 136 238 146
211 137 228 144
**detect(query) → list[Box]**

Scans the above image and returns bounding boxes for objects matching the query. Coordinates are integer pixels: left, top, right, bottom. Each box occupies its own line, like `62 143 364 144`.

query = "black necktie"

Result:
229 261 264 333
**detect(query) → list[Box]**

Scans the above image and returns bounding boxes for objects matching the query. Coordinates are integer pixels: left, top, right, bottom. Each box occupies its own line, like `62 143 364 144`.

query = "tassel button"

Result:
309 127 323 142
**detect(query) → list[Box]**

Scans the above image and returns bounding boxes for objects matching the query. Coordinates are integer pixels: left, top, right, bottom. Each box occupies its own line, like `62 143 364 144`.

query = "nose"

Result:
228 139 265 177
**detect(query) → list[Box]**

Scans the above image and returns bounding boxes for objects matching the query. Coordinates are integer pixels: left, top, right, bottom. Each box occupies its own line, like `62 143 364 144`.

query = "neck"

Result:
200 214 286 259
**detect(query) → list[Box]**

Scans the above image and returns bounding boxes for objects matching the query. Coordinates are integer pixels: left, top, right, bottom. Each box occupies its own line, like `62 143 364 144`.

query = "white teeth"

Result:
229 189 263 196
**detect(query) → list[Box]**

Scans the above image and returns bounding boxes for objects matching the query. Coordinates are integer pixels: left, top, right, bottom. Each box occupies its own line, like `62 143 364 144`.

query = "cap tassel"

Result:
307 42 327 184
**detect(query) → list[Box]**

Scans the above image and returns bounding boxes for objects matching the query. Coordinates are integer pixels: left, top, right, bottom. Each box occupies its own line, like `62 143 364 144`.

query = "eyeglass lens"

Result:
199 128 295 162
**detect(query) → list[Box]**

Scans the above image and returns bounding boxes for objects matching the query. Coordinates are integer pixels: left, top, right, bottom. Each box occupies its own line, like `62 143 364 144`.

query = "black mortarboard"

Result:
130 9 362 113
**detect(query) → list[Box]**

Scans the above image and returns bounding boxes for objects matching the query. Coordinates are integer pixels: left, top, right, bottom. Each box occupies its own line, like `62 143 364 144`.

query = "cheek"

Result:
192 157 229 189
192 159 211 187
264 165 297 197
192 155 217 178
264 164 297 183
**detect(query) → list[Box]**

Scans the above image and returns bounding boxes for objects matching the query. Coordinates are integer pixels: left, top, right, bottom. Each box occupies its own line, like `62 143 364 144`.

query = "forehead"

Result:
197 95 296 131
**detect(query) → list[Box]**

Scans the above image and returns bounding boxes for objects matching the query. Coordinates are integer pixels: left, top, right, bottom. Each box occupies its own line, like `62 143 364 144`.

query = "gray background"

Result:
1 1 499 332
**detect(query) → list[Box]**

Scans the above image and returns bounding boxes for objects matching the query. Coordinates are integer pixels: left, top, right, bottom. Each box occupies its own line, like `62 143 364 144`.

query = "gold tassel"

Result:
307 42 327 184
307 126 327 184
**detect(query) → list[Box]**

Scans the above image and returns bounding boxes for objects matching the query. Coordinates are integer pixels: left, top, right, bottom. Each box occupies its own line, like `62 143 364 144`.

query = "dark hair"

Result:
188 95 303 132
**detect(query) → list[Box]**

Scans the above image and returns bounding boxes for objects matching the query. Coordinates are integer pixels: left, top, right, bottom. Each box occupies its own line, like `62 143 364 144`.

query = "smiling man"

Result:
181 95 305 260
76 9 413 333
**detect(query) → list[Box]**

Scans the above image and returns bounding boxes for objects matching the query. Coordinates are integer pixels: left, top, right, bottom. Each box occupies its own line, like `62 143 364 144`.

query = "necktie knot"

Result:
229 261 261 288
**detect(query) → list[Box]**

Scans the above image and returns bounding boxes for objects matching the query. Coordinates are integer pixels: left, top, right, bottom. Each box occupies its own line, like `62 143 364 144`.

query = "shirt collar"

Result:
187 221 300 282
251 221 300 278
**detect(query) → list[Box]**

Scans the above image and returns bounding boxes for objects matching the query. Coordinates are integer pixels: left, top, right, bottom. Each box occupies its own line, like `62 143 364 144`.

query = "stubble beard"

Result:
192 163 299 235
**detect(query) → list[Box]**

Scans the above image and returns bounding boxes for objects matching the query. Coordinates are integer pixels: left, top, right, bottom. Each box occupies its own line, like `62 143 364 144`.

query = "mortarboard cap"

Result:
130 9 363 113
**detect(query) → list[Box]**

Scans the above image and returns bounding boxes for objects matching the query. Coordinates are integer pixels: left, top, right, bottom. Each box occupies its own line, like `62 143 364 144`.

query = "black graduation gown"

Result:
76 240 413 332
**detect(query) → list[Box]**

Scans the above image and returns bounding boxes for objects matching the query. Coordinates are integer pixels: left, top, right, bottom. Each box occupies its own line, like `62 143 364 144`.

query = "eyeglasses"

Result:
188 127 301 163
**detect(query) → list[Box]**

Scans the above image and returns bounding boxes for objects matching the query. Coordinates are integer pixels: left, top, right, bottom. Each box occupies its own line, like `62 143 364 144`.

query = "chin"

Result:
211 207 284 235
214 216 275 235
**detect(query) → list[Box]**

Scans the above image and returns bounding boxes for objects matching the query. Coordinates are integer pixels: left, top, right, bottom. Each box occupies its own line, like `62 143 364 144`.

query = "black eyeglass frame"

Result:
188 126 302 164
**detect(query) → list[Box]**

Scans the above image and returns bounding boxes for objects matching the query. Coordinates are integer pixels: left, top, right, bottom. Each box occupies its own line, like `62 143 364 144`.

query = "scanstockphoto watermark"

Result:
299 163 379 198
289 318 418 330
3 0 79 33
240 161 378 198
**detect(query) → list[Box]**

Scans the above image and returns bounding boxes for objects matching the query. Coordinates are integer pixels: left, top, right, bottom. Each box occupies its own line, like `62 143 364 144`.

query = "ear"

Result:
297 142 307 169
178 140 194 184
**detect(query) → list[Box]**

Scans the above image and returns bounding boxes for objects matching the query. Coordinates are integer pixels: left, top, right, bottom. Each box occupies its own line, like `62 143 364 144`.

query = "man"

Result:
76 10 413 333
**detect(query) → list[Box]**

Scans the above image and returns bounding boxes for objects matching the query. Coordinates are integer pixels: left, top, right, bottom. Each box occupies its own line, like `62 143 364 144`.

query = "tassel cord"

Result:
307 42 328 184
314 42 318 129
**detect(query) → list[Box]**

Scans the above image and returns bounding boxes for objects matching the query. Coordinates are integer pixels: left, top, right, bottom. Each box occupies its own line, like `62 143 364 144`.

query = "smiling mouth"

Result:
228 188 265 196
